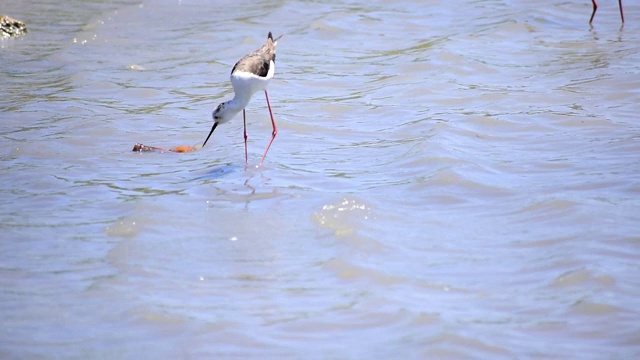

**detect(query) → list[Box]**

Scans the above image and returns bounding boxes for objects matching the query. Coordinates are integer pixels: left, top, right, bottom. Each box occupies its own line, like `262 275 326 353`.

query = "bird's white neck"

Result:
226 91 253 113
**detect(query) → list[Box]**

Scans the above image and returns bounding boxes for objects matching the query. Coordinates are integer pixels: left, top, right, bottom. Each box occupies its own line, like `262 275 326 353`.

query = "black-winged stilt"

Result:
202 32 282 166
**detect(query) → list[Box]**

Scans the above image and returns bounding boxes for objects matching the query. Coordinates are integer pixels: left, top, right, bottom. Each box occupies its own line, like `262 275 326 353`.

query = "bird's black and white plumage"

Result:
202 32 282 166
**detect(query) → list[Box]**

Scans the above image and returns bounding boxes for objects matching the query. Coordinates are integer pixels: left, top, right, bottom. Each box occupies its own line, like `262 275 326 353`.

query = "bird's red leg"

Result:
243 109 248 164
619 0 624 23
259 90 278 166
589 0 598 24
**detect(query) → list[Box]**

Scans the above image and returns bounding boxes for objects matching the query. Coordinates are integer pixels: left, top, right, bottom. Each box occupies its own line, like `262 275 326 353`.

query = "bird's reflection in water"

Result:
194 163 237 181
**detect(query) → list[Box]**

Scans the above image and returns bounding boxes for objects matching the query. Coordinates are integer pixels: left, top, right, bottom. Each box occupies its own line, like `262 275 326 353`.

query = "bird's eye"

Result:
214 115 219 120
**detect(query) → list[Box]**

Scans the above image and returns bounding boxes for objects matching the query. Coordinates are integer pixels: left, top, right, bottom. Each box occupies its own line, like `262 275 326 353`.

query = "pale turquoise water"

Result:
1 0 640 358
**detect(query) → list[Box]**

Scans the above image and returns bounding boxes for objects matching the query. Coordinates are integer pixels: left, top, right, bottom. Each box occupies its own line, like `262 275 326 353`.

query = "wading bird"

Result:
202 32 282 166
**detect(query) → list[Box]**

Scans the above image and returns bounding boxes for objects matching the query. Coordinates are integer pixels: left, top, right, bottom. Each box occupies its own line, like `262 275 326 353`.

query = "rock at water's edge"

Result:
1 15 28 39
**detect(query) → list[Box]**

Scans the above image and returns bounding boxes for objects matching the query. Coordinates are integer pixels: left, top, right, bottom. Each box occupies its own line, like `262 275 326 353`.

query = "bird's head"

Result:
211 102 233 124
202 101 240 147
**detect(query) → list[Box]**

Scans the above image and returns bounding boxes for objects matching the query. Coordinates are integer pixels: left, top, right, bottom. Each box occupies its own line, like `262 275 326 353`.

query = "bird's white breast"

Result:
230 60 275 96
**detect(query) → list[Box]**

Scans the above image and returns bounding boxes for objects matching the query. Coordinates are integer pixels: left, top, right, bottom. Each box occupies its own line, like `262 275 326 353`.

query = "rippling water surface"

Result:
2 0 639 358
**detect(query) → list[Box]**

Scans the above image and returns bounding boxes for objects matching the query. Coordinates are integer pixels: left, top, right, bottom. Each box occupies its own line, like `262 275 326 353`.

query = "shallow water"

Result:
1 0 639 358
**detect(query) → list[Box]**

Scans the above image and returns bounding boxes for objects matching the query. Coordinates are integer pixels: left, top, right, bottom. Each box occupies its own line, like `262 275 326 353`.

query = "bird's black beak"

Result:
202 122 218 147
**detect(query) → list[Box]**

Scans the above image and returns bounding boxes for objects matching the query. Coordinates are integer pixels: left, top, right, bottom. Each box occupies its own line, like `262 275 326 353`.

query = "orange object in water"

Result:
169 145 195 153
132 143 196 153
